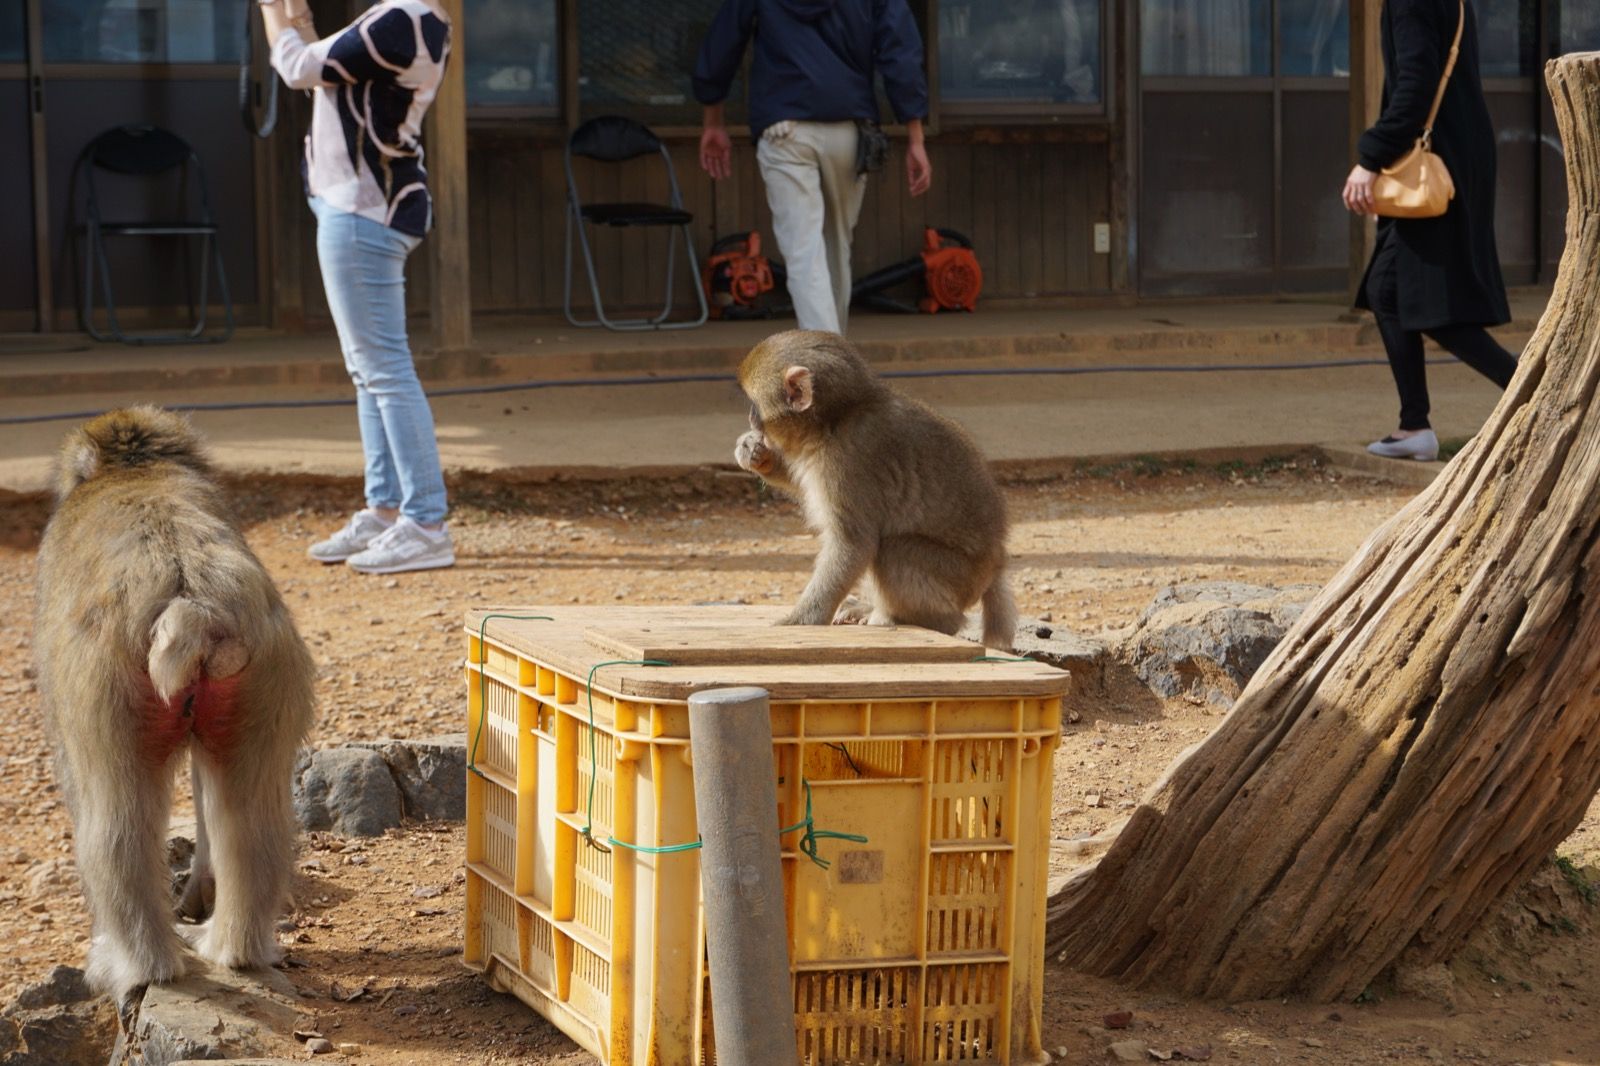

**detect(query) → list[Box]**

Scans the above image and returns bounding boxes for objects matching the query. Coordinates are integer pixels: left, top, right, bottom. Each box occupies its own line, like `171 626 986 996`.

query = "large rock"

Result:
1 968 114 1066
292 746 403 837
110 963 306 1066
0 1002 116 1066
350 734 467 821
959 617 1111 694
1122 582 1318 706
12 967 92 1012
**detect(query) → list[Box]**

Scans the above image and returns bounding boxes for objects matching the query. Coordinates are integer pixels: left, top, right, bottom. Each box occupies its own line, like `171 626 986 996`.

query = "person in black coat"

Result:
1342 0 1518 462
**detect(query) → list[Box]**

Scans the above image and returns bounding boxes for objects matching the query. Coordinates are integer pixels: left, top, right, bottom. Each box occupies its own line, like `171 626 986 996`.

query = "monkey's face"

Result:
738 337 817 447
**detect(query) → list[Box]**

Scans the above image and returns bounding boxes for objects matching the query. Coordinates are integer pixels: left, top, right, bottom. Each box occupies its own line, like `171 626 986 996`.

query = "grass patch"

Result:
1555 855 1598 906
1437 436 1472 463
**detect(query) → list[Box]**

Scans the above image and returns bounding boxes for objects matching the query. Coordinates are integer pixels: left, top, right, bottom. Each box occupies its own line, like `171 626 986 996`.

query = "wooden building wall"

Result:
285 129 1116 325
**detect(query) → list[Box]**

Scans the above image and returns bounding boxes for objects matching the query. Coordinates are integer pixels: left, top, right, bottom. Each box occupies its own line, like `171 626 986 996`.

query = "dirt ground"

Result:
3 454 1600 1065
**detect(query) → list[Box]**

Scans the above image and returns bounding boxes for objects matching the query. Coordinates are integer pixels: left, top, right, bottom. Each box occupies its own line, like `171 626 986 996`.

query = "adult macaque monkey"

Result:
34 407 314 1003
734 331 1017 647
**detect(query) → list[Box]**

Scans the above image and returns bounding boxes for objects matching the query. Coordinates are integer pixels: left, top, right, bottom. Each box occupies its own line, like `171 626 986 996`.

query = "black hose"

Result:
240 7 280 139
0 357 1460 427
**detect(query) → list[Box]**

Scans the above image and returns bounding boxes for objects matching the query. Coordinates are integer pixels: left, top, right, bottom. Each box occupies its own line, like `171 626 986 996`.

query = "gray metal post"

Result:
688 686 799 1066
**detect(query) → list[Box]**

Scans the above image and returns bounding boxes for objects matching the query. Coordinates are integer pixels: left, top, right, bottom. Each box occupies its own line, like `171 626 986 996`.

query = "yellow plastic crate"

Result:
462 606 1067 1066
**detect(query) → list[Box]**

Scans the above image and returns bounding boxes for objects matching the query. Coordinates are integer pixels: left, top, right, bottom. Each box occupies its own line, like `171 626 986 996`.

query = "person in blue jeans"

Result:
263 0 455 573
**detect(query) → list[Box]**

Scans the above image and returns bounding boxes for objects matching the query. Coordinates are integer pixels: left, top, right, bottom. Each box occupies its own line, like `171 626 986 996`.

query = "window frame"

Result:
35 0 251 68
462 0 564 125
467 0 949 138
935 0 1113 124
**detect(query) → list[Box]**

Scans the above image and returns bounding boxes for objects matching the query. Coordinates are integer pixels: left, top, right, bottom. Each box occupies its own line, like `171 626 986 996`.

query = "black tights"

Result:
1373 315 1518 431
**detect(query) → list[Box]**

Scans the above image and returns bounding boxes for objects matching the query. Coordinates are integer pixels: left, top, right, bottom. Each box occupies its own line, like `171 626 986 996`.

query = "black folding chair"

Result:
563 116 708 331
74 125 233 345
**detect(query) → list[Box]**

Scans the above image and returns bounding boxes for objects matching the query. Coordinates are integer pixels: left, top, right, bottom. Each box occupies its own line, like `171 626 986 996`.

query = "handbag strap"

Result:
1422 0 1466 143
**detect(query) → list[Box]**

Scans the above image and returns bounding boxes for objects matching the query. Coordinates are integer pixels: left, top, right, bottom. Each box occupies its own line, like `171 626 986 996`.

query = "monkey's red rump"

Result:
141 674 243 765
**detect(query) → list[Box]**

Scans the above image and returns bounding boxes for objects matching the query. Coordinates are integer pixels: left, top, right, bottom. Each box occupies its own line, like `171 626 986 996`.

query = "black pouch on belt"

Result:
854 120 889 177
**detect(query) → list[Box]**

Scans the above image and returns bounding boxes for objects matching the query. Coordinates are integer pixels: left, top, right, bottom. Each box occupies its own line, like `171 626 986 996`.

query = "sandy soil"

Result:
2 455 1599 1065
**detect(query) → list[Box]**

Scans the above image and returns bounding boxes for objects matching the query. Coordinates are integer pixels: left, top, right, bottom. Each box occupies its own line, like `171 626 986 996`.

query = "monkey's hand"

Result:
734 430 777 477
778 605 834 626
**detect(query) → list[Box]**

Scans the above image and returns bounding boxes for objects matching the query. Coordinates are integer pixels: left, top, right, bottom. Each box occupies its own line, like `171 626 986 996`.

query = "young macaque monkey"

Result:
34 407 314 1003
734 330 1017 647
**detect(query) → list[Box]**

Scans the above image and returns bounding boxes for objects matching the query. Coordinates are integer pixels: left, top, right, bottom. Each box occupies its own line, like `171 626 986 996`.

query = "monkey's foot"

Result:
831 599 872 625
191 921 284 972
86 933 188 1002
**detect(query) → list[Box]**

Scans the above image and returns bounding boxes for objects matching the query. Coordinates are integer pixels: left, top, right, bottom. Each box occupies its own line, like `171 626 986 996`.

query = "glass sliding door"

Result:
1475 0 1540 283
1138 0 1350 295
0 1 38 330
39 0 259 330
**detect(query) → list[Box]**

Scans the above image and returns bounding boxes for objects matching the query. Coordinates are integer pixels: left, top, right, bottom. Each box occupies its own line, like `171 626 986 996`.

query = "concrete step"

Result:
0 301 1542 400
1316 442 1444 489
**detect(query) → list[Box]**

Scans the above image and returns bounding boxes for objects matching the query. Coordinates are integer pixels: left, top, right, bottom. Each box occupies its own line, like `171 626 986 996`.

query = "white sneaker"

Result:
309 509 393 563
345 516 455 575
1367 429 1439 462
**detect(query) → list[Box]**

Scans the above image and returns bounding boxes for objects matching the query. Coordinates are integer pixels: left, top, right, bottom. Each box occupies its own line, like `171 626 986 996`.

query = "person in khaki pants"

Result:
694 0 931 335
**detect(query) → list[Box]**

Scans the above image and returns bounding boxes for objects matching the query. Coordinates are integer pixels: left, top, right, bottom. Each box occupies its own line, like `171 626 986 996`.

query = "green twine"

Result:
469 614 555 780
578 660 867 867
781 779 869 870
580 659 673 854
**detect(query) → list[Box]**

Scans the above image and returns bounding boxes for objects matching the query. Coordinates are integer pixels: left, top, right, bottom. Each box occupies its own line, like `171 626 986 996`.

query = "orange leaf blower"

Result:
852 228 983 314
702 231 781 320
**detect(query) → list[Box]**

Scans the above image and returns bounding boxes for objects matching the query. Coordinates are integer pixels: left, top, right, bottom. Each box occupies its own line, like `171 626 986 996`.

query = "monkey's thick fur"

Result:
735 331 1017 647
34 407 314 1002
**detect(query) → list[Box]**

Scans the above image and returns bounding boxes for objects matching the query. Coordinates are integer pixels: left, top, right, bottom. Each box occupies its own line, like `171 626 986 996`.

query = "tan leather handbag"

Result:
1372 0 1465 219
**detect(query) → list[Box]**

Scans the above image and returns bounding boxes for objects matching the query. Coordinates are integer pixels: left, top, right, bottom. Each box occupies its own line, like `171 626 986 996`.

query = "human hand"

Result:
1343 164 1378 216
906 140 932 197
700 125 733 181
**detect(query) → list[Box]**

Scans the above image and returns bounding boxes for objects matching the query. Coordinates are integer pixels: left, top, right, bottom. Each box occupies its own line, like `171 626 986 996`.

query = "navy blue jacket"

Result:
693 0 929 140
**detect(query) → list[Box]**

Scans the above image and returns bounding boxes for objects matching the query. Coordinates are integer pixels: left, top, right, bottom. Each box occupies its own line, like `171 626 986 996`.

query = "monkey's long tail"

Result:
148 598 214 703
981 576 1018 652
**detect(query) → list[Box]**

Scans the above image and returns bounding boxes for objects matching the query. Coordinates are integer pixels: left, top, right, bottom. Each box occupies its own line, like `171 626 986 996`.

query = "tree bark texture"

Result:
1047 53 1600 1003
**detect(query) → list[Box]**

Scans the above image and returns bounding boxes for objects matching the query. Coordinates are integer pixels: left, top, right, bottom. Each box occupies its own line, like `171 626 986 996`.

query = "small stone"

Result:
1085 793 1102 808
338 1042 363 1055
1172 1047 1212 1062
411 884 446 899
1107 1039 1148 1062
308 1037 337 1054
1056 1048 1069 1060
1103 1010 1133 1029
393 1004 418 1017
1300 1037 1326 1048
1423 1050 1445 1061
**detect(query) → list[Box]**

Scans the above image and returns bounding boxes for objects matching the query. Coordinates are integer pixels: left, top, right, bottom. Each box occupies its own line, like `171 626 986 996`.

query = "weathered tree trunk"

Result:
1047 53 1600 1003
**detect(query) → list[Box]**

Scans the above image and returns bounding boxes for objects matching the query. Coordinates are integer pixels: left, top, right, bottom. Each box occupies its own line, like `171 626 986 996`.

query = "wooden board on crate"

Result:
583 621 986 666
465 605 1070 701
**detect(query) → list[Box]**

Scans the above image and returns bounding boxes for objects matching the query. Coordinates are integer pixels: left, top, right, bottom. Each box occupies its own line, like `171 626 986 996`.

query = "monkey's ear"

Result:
783 366 814 413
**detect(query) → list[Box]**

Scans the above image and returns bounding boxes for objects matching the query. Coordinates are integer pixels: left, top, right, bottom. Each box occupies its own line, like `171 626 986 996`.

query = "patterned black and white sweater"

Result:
271 0 451 236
